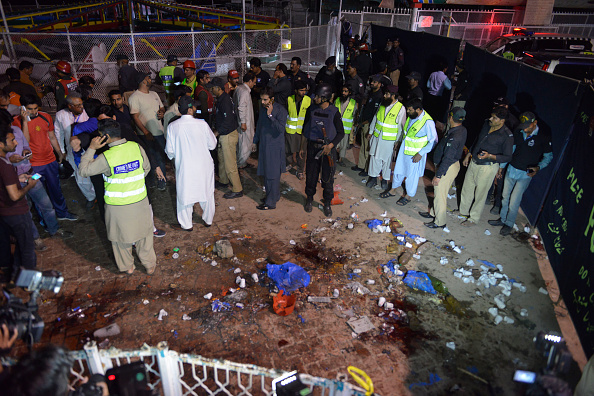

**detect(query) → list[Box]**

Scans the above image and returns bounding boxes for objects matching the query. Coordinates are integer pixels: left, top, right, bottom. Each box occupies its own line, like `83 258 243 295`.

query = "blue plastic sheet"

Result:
384 259 399 273
403 271 437 294
478 259 496 269
365 219 383 230
267 262 310 294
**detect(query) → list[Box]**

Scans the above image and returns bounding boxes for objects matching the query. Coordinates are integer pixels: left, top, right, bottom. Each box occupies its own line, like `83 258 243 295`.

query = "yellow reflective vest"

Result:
103 142 147 206
285 95 311 134
159 65 176 94
373 101 403 141
403 111 432 156
335 97 356 135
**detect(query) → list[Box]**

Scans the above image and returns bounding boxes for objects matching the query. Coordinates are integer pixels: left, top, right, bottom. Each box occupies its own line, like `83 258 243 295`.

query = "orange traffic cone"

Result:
331 191 344 205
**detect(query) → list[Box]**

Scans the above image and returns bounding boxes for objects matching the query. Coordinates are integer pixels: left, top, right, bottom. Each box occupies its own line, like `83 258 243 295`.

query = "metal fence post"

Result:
155 343 182 396
83 342 105 375
307 21 312 74
66 27 77 79
279 28 283 64
130 29 137 70
191 23 195 61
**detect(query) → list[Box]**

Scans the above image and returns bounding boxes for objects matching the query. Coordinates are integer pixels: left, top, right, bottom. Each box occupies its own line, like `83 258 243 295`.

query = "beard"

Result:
341 95 349 102
382 98 392 107
408 111 419 120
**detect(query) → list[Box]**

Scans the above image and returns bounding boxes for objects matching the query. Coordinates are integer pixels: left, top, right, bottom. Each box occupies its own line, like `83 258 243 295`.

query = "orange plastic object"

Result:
273 290 296 316
331 191 344 205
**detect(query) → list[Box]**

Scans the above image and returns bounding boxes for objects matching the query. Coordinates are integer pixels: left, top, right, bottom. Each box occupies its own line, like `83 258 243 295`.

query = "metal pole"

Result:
130 27 137 71
242 0 246 74
155 344 182 396
410 6 418 31
335 0 342 68
66 27 77 79
191 23 195 61
307 20 312 75
0 0 17 63
319 0 322 26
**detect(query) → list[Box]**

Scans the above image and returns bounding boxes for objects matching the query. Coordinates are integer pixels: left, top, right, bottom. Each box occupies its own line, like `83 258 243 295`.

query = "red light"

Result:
542 64 549 71
108 375 116 381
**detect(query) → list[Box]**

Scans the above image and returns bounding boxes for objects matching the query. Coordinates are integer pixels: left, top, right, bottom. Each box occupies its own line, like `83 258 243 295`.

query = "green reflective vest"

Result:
103 142 147 206
285 95 311 135
159 65 176 94
182 77 198 96
335 97 356 135
373 101 403 141
403 111 432 156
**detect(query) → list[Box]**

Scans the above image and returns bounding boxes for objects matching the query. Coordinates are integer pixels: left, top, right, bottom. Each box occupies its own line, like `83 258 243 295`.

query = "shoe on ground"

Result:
418 211 434 219
323 205 332 217
351 165 363 171
157 180 167 191
381 179 388 190
153 228 166 237
424 221 445 229
358 170 368 177
85 199 96 210
223 191 243 199
170 224 193 232
366 177 377 188
34 238 47 251
304 200 313 213
215 181 229 189
57 212 78 221
52 229 73 239
500 225 512 236
490 206 501 215
488 219 505 227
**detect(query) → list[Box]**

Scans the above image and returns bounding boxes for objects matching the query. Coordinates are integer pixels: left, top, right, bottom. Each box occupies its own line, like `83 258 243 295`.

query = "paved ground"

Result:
5 149 585 395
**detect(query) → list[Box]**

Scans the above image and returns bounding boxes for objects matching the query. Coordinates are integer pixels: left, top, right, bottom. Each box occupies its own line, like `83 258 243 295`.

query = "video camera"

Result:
0 268 63 347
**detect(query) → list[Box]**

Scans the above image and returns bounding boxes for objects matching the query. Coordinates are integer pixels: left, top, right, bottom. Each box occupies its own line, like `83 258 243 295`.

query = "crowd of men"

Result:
0 34 552 279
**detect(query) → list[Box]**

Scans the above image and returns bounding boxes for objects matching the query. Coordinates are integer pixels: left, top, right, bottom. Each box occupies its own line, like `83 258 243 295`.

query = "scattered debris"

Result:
308 296 332 303
182 314 191 321
215 239 234 258
94 323 120 338
157 309 168 321
347 316 375 334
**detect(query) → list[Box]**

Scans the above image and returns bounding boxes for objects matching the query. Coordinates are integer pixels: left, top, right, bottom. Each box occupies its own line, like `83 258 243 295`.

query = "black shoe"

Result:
170 223 193 232
381 179 388 190
256 204 275 210
304 200 313 213
366 177 377 188
223 191 243 199
358 170 368 177
500 225 512 236
351 165 363 172
490 206 501 215
418 211 434 219
323 205 332 217
424 221 445 229
488 219 505 227
215 181 229 189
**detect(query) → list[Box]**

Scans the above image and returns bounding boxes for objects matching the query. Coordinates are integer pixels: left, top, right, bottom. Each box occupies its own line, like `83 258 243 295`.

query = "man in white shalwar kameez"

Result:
380 97 437 205
365 85 405 190
234 73 256 168
165 96 217 229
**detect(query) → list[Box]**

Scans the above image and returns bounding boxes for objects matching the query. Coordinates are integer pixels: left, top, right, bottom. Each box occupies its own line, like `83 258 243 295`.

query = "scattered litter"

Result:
229 206 235 210
267 262 311 293
95 266 101 271
211 299 232 312
234 268 241 274
308 296 332 303
203 293 212 300
447 193 456 199
413 254 421 259
210 260 218 267
232 230 240 234
513 283 526 293
475 291 482 296
524 226 530 233
494 295 506 309
384 302 394 309
488 307 498 317
347 223 354 229
360 198 368 203
182 314 191 321
333 289 340 298
142 299 149 305
157 309 168 321
504 316 515 324
345 282 372 295
172 253 179 259
466 259 475 266
453 247 462 254
347 316 375 334
380 211 388 217
403 271 437 294
338 171 343 175
513 224 519 231
405 242 413 248
215 239 234 258
494 315 503 325
301 224 307 229
289 240 296 245
239 278 246 288
251 273 259 282
457 215 467 220
361 179 366 183
440 257 448 265
353 269 362 274
539 287 549 295
478 259 496 269
446 342 456 350
443 227 450 233
236 303 245 309
366 279 375 285
378 297 386 307
520 309 528 317
484 229 491 236
351 213 359 221
94 324 120 338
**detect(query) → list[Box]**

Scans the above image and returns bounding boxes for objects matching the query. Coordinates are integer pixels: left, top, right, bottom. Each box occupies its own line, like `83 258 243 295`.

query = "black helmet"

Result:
314 83 333 102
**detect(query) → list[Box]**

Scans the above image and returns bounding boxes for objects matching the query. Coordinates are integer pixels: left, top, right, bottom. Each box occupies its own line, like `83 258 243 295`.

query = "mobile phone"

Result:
31 173 42 180
23 152 32 159
21 106 31 121
513 370 537 384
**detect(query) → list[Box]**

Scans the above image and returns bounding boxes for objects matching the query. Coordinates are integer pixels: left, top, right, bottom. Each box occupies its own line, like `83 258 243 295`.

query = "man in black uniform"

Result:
405 71 424 103
352 74 385 176
354 44 373 87
345 63 365 104
288 57 313 92
315 56 343 98
302 83 345 217
268 63 292 109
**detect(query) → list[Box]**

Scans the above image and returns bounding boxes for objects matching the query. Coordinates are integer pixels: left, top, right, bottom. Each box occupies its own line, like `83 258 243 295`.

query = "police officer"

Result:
302 83 345 217
285 80 311 179
158 54 184 104
55 61 78 112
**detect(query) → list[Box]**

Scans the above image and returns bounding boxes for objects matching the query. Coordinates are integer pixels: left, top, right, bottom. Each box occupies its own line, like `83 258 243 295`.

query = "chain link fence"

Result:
0 24 336 111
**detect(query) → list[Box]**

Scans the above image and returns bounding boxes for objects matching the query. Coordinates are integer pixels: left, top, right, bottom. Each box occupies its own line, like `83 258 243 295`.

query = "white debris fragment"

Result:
380 211 388 217
289 240 296 245
524 226 531 233
234 268 241 274
366 280 376 285
453 247 462 254
232 230 240 234
395 270 404 276
484 229 491 236
95 266 101 271
446 342 456 350
466 259 475 266
143 299 150 305
353 269 362 274
204 293 212 299
520 309 528 317
384 302 394 310
236 303 245 309
210 260 218 266
157 309 168 321
494 315 503 325
338 171 344 175
182 314 191 321
347 223 354 229
449 241 456 248
397 236 405 242
447 194 456 199
333 289 340 298
378 297 386 307
496 264 504 272
488 307 498 317
440 257 448 265
252 273 259 282
239 279 246 288
454 271 463 279
414 236 427 244
476 291 483 296
494 295 506 310
405 242 413 248
360 198 368 203
443 227 450 233
229 206 235 210
504 316 515 324
413 254 421 259
513 224 519 231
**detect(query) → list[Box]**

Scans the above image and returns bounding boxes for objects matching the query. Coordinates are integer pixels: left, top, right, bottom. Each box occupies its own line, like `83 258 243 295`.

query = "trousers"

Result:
32 161 69 218
218 130 242 192
0 213 37 277
459 161 499 223
305 141 336 204
430 161 460 227
112 234 156 272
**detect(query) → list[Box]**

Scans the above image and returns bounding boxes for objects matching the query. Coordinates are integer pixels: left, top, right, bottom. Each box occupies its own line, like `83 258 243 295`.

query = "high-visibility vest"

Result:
182 77 198 97
335 97 356 134
403 111 433 156
285 95 311 134
58 77 78 97
159 65 176 94
373 101 403 141
103 141 147 206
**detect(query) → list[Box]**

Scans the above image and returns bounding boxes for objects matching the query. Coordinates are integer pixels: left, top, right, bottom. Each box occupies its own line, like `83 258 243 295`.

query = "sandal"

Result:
379 190 396 199
296 172 304 180
396 196 410 206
